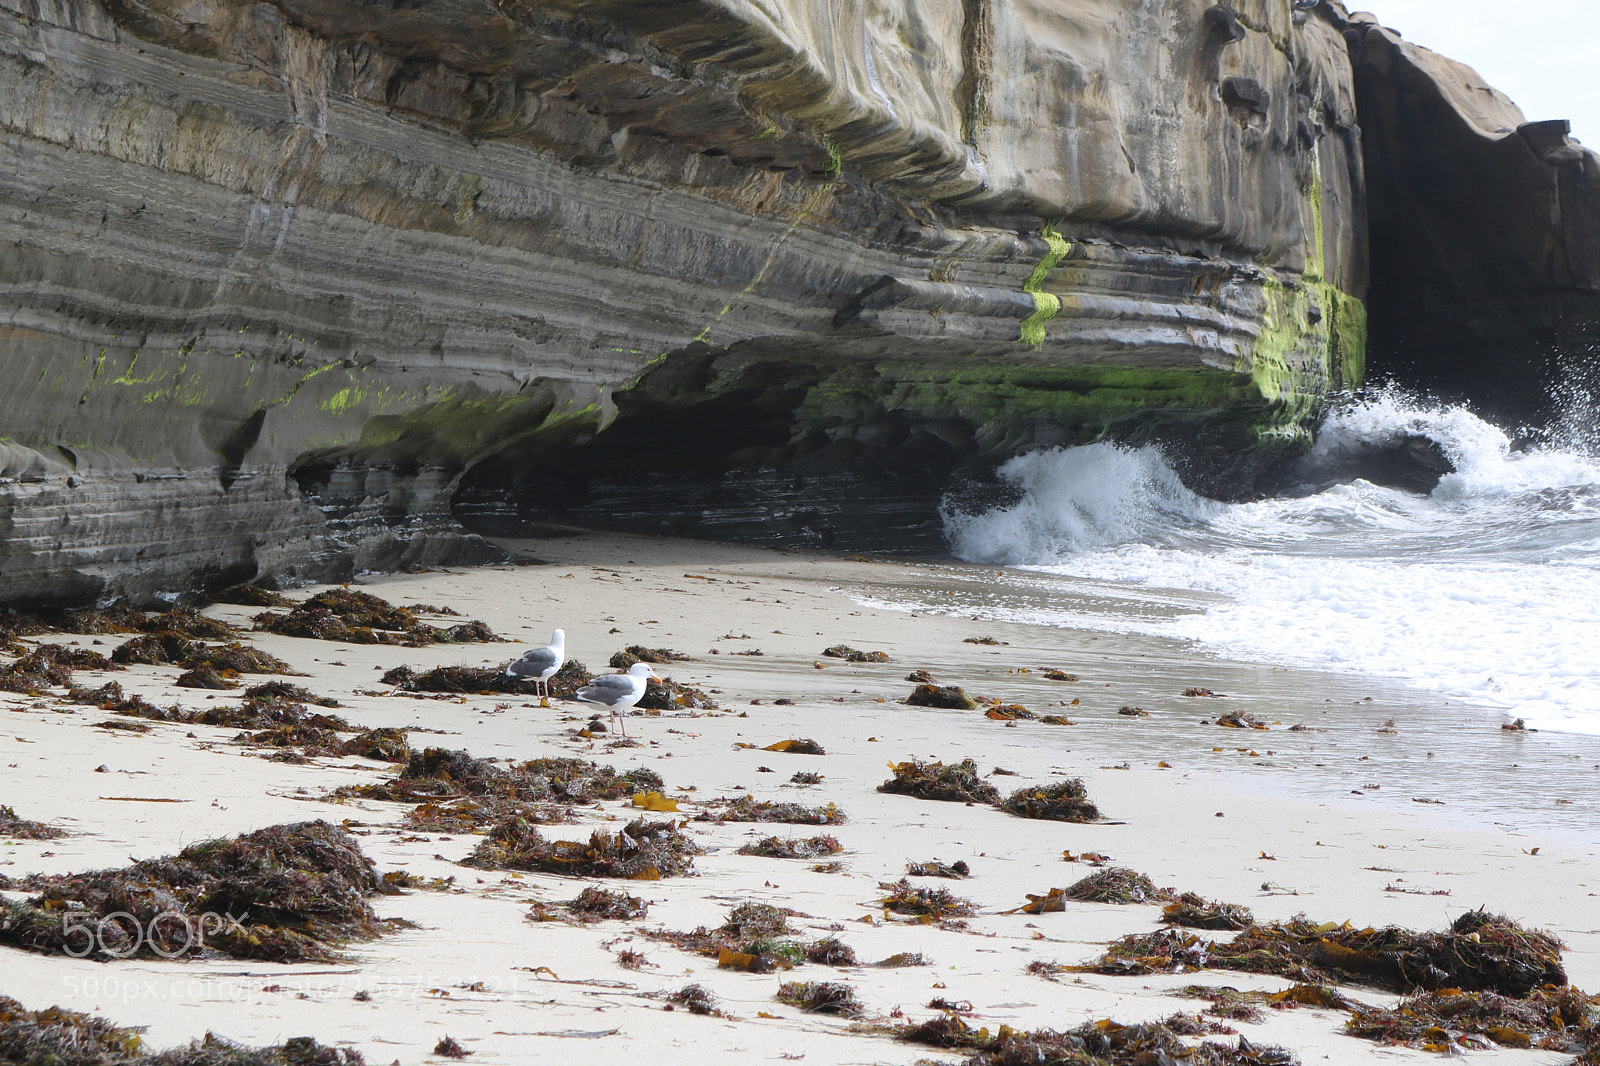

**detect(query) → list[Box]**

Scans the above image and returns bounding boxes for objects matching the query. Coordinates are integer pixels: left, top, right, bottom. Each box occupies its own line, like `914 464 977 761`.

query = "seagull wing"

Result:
506 647 559 678
576 673 641 706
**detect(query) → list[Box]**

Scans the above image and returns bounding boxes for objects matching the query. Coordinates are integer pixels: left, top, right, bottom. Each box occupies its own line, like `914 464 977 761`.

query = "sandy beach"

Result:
3 530 1598 1065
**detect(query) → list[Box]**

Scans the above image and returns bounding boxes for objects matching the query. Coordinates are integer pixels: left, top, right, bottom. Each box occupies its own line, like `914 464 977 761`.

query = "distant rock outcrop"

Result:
1 0 1587 600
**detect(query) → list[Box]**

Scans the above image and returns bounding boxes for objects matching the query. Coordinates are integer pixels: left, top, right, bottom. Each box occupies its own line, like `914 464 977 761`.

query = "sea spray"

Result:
932 390 1600 735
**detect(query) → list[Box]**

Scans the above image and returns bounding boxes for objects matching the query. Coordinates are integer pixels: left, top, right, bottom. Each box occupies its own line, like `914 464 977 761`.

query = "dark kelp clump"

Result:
254 589 499 647
760 738 825 754
1000 778 1100 822
1064 867 1177 904
244 681 342 708
776 981 864 1017
211 585 296 608
0 820 385 962
0 805 63 841
465 817 697 879
1345 984 1600 1056
337 728 411 763
609 646 691 668
1088 911 1567 996
666 984 724 1017
1163 893 1256 931
898 1014 1297 1065
903 684 979 710
906 859 970 879
0 995 366 1065
878 758 1000 804
694 795 845 825
111 633 297 676
336 749 662 807
175 666 240 690
876 879 976 919
736 835 843 859
636 676 719 711
565 887 649 923
821 645 891 663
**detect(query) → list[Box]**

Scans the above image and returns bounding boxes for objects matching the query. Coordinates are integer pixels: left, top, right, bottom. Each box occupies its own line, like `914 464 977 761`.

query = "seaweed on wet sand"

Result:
336 749 663 806
405 797 571 833
111 633 298 676
609 645 691 668
1000 778 1100 822
906 859 969 879
464 817 698 879
1117 705 1149 717
963 636 1005 646
695 795 845 825
0 820 385 962
0 994 367 1065
337 728 410 763
433 1035 471 1058
905 670 936 683
1064 867 1177 904
878 758 1000 804
637 675 718 711
0 804 63 841
1087 911 1568 996
1345 984 1600 1055
736 835 843 859
789 771 824 785
566 887 649 923
876 878 975 919
254 588 500 646
903 684 979 710
1215 711 1269 730
1041 669 1079 681
899 1015 1298 1065
777 981 864 1017
666 984 724 1017
176 665 240 689
244 681 342 708
1164 893 1256 931
805 937 858 966
821 645 891 663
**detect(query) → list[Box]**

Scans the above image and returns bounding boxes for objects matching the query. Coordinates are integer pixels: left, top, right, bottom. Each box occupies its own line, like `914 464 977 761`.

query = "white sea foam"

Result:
939 388 1600 735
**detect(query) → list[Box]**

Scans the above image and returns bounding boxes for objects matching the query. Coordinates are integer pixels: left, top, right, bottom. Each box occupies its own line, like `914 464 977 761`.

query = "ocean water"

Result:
929 388 1600 736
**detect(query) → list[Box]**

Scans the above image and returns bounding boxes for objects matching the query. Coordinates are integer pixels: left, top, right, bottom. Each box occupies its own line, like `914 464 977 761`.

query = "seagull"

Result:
574 662 658 737
505 629 565 700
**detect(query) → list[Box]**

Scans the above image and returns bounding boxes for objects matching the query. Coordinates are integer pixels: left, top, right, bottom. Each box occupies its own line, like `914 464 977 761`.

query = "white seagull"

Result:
505 628 565 700
575 662 658 737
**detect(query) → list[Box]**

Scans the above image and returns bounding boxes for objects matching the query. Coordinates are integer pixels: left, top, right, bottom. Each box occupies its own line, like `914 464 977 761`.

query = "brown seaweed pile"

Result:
906 859 970 879
335 749 663 809
464 817 698 879
878 759 1000 804
0 994 366 1065
821 645 891 663
735 835 843 859
336 728 411 763
876 879 976 919
694 796 845 826
903 684 979 710
254 589 499 647
1163 893 1256 931
609 646 691 667
1064 867 1178 904
210 585 296 608
0 805 63 841
899 1014 1297 1065
111 633 296 676
759 738 825 754
1345 984 1600 1056
776 981 864 1017
565 887 649 923
1086 911 1567 996
0 821 387 962
1000 778 1100 822
636 676 719 711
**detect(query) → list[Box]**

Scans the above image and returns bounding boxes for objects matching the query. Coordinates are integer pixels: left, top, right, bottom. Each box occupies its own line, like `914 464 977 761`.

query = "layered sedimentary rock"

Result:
4 0 1369 600
1347 14 1600 415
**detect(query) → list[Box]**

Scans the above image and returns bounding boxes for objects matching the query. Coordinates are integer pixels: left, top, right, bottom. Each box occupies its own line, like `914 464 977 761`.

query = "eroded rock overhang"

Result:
0 0 1366 601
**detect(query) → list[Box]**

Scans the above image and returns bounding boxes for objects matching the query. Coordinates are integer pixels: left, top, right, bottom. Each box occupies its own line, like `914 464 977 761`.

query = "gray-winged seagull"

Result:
506 628 565 700
575 661 658 737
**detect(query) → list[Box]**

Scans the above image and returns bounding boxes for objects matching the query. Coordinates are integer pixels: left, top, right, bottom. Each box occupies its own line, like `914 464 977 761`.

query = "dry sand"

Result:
3 530 1598 1064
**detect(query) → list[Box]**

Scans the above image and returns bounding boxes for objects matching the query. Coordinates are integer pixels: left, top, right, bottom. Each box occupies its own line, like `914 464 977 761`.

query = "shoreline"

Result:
2 529 1596 1064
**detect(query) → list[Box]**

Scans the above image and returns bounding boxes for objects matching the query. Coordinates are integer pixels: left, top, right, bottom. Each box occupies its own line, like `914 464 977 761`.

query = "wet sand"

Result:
2 530 1597 1064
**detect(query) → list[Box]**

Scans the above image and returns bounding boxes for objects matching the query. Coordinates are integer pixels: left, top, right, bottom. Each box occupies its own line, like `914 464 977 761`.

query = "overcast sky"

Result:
1357 2 1600 147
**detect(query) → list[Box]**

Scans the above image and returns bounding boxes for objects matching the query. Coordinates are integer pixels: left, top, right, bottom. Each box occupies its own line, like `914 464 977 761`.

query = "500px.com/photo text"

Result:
55 909 250 958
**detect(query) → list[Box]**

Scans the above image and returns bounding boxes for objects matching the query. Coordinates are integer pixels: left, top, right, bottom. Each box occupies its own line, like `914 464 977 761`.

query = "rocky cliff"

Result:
0 0 1521 600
